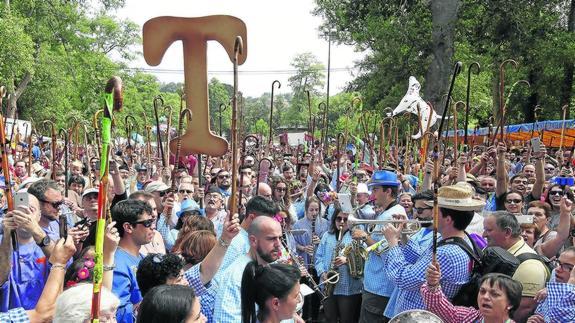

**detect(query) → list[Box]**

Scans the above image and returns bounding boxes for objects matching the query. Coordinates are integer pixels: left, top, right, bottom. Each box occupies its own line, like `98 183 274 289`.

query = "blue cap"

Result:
367 170 400 187
176 199 200 218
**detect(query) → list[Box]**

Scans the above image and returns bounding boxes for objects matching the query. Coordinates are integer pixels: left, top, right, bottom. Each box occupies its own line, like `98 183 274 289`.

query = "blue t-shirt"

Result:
1 241 48 311
112 248 144 323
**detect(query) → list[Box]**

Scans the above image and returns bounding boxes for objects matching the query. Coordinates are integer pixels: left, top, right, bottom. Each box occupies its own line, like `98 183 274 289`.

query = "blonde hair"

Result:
53 284 119 323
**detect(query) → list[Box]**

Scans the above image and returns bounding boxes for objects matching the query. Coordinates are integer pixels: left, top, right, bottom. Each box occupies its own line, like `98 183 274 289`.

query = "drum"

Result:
389 309 444 323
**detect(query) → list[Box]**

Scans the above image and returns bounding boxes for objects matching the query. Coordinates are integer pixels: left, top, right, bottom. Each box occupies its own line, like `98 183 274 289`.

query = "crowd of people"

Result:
0 129 574 323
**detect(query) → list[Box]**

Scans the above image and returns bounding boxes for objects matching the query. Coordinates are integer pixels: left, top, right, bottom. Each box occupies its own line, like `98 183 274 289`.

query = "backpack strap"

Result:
438 235 481 264
516 253 552 279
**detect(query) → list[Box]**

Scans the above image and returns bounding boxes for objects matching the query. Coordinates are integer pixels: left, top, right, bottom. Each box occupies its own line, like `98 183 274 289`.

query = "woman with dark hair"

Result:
137 284 206 323
241 261 302 323
502 191 524 214
136 253 187 297
544 184 574 230
271 176 297 222
314 206 363 323
421 262 522 323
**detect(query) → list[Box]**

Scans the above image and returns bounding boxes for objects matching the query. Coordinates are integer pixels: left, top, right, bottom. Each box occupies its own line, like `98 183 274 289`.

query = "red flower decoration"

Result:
84 259 95 268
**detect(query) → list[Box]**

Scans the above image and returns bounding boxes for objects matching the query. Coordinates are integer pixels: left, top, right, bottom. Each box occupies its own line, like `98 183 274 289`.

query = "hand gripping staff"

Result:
90 76 123 322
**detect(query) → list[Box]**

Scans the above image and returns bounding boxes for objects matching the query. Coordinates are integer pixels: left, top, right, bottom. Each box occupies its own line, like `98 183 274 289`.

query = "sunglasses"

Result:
414 207 433 214
178 189 193 194
38 198 64 209
554 260 574 272
505 199 522 204
549 191 564 196
336 216 348 222
210 173 217 177
218 175 230 179
275 187 287 192
131 218 155 228
544 168 555 171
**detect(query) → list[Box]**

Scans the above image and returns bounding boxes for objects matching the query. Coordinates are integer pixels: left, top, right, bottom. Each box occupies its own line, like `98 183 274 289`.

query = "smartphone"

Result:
516 215 534 225
14 192 29 209
530 137 541 153
59 214 68 240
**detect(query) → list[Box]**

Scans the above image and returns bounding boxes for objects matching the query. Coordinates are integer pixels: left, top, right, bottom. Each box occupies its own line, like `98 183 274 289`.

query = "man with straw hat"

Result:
383 182 485 318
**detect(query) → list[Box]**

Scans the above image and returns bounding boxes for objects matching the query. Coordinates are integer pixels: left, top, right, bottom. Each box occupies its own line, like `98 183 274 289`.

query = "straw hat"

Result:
424 182 485 211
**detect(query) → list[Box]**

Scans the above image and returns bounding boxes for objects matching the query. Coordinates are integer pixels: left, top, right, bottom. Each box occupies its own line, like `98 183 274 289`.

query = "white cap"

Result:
357 183 371 195
82 187 99 198
144 181 169 193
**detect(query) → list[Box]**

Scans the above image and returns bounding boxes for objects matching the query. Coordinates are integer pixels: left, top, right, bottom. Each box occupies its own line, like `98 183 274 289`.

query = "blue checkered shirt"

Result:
212 254 252 323
213 229 249 282
363 204 405 297
293 216 330 266
184 263 216 323
315 231 363 296
156 216 178 251
385 235 471 314
384 227 437 318
535 281 575 322
0 307 29 322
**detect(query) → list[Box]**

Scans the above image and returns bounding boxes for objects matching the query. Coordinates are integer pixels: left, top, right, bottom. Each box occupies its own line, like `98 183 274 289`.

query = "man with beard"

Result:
202 187 227 237
111 199 155 323
213 215 293 323
27 179 65 241
213 196 278 281
0 193 55 310
495 142 545 212
215 169 232 203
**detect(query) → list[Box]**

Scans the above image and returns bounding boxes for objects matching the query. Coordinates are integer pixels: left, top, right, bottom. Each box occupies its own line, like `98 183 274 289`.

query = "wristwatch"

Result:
36 234 51 248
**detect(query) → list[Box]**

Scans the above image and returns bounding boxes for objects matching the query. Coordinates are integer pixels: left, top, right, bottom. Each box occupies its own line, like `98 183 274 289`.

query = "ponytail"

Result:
241 261 301 323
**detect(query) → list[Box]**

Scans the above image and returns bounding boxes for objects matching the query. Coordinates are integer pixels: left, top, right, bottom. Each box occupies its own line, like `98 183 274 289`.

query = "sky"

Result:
116 0 366 98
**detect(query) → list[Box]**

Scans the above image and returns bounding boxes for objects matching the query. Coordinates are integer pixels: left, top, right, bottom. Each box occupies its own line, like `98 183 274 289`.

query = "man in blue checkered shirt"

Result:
352 169 407 323
383 183 484 317
528 247 575 323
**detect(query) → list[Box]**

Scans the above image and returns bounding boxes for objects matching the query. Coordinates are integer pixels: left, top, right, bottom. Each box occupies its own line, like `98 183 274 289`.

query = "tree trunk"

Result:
560 0 575 119
7 72 31 119
423 0 461 114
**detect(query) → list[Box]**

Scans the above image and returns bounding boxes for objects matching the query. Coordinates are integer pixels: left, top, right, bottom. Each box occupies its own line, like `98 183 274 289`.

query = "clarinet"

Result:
309 215 317 271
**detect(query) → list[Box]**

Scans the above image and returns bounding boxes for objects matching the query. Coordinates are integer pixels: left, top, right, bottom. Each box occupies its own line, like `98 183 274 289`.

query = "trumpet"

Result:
348 215 432 255
347 214 431 236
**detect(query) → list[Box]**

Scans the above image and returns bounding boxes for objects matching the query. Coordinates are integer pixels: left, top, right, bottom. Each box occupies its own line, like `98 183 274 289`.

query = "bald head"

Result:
257 182 272 199
248 215 281 237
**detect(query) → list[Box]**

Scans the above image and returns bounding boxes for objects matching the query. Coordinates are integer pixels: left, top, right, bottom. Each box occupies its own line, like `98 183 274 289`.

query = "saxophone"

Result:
343 239 366 278
324 225 344 297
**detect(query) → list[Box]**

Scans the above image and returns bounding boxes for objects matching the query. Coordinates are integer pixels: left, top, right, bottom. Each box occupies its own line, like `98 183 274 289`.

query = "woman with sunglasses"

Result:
315 206 363 323
544 184 574 230
528 198 572 259
502 191 524 215
271 176 296 222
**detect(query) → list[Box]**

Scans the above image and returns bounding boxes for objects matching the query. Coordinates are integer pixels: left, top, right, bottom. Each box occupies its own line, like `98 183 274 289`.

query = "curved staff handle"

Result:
464 62 480 149
269 80 281 147
492 59 518 143
228 36 243 221
58 128 69 198
433 61 462 263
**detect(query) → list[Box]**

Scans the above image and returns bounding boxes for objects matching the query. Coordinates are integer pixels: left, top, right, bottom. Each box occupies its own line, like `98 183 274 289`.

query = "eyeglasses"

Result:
131 218 155 228
275 187 287 192
512 180 528 185
178 189 193 194
38 198 64 209
544 168 555 171
549 191 564 196
218 175 230 179
505 199 522 204
336 216 348 222
554 260 574 272
414 207 433 214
